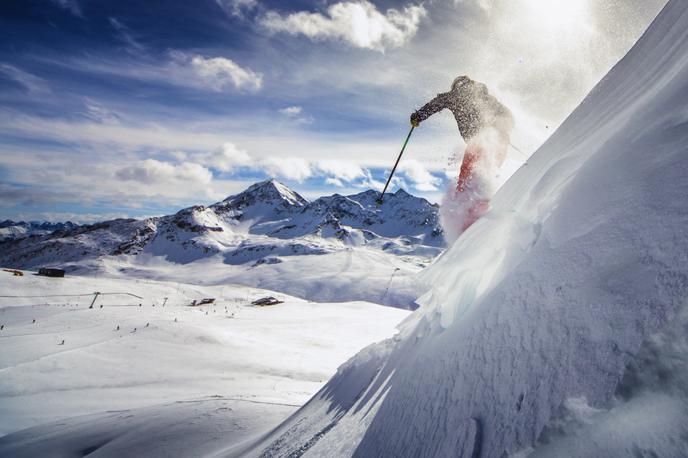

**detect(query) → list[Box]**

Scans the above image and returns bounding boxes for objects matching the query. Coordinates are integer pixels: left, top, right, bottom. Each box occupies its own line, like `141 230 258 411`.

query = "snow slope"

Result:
0 181 442 308
0 398 296 458
0 271 407 447
244 2 688 456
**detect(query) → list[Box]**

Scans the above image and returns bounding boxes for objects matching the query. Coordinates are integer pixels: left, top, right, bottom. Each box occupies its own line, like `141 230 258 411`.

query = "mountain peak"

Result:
223 179 308 208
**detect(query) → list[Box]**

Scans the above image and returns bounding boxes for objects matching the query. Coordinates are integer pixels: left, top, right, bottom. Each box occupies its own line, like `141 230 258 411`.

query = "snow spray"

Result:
440 126 509 243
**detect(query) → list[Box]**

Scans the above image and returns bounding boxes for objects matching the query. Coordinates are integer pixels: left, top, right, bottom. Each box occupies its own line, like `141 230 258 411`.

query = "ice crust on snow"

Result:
248 2 688 456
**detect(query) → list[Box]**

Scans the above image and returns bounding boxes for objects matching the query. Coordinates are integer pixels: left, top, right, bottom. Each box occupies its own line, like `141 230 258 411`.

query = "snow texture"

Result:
247 2 688 456
0 271 407 456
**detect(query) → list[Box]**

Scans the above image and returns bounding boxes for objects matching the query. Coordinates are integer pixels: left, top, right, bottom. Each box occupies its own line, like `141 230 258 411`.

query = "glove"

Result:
410 112 421 127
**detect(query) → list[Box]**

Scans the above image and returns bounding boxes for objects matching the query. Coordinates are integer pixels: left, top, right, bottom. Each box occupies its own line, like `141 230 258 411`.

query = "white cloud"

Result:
279 106 302 115
109 17 145 52
359 169 385 191
316 159 366 182
116 159 212 184
170 51 263 92
83 99 121 124
278 105 314 124
325 177 345 187
261 157 313 182
197 144 376 185
399 159 441 191
201 142 252 172
0 64 49 94
216 0 257 18
193 142 314 182
168 150 188 161
259 1 426 52
455 0 494 12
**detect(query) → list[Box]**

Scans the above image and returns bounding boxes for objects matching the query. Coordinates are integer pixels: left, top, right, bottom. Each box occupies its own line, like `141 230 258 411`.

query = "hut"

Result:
38 267 65 278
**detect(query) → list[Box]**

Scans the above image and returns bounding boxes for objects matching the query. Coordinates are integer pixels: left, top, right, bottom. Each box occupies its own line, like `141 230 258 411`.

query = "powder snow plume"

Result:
440 125 510 243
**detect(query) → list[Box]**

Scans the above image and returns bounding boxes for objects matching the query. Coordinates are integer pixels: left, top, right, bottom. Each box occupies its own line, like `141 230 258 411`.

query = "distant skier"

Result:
411 76 514 236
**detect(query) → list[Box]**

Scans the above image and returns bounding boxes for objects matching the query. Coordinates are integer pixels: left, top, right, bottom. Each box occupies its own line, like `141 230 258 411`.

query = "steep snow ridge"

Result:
248 2 688 456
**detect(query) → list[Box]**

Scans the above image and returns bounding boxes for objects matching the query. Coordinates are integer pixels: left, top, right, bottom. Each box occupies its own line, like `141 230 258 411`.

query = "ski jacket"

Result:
414 76 514 143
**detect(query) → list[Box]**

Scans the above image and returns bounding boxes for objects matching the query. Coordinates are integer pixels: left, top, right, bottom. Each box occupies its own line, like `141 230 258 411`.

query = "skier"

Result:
410 76 514 232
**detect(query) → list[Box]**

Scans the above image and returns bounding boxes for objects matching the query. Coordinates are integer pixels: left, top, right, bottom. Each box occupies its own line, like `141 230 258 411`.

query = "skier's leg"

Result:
457 141 492 231
457 143 483 193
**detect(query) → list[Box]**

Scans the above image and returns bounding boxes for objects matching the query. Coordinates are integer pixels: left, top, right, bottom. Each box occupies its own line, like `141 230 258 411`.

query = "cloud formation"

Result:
399 159 442 191
108 17 145 53
279 106 302 115
203 143 253 172
316 159 366 183
278 106 314 124
170 51 263 92
116 159 212 184
216 0 257 18
0 64 49 94
262 157 313 182
259 1 426 52
50 0 82 17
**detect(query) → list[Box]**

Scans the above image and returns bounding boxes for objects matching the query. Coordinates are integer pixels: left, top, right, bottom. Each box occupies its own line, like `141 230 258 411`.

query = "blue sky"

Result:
0 0 665 222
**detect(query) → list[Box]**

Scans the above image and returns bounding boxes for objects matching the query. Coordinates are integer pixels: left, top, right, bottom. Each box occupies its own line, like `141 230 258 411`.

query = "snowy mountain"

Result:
2 1 686 456
234 2 688 457
0 181 443 307
0 180 442 268
0 220 79 241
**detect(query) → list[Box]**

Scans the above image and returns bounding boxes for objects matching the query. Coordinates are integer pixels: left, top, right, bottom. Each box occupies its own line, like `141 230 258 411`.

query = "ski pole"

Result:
377 126 415 204
509 141 529 159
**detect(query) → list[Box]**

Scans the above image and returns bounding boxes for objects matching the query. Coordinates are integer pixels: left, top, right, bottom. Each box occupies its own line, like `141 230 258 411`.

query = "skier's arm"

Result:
411 92 451 126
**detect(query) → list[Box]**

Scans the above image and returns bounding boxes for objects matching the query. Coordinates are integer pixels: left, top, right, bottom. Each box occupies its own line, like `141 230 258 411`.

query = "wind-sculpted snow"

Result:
247 2 688 456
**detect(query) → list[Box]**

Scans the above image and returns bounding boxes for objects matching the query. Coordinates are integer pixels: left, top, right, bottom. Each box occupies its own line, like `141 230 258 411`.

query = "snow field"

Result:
0 271 408 438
